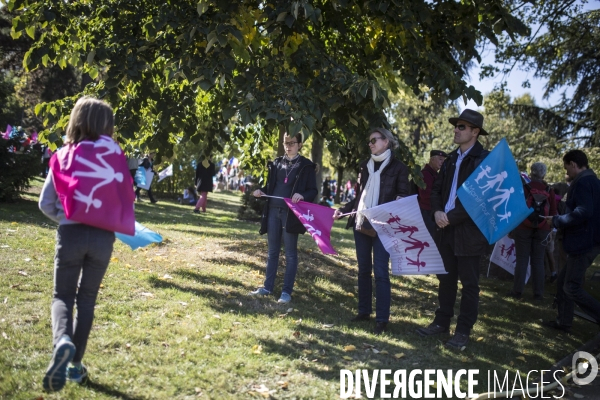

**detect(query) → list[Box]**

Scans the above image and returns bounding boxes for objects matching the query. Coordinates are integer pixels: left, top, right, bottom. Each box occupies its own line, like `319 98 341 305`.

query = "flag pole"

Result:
338 211 357 217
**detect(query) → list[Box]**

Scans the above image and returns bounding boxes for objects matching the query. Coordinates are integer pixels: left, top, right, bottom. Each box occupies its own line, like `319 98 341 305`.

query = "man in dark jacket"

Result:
416 109 490 349
544 150 600 333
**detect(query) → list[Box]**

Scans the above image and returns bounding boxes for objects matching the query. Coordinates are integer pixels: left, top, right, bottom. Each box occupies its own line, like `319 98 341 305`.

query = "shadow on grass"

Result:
85 379 145 400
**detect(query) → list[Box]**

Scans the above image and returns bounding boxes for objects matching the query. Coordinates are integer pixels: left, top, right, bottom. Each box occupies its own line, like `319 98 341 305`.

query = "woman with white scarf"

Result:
334 128 409 334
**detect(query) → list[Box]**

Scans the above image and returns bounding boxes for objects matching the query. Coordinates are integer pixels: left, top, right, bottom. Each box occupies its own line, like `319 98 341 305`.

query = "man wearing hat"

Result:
415 150 448 234
416 109 490 349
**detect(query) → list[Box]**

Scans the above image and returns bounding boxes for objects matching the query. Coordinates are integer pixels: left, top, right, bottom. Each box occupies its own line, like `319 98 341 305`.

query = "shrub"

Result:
0 138 42 202
237 184 263 221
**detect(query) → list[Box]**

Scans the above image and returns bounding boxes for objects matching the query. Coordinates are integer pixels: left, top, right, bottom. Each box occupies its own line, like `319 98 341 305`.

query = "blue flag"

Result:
116 221 163 250
457 138 533 244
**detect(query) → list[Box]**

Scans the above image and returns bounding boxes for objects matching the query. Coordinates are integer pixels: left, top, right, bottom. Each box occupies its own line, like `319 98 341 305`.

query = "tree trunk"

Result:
277 125 285 157
311 134 324 203
335 166 344 204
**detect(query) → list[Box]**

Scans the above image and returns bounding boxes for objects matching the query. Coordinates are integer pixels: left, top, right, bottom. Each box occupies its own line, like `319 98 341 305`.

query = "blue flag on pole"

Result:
115 222 163 250
457 138 533 244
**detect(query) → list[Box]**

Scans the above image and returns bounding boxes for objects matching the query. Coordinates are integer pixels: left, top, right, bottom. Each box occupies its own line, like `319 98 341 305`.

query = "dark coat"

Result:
552 169 600 255
430 141 490 256
259 155 318 235
195 161 215 192
417 163 438 211
339 156 410 229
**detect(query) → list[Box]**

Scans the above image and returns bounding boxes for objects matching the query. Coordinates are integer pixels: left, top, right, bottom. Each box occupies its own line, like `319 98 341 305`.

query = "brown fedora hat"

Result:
448 109 488 136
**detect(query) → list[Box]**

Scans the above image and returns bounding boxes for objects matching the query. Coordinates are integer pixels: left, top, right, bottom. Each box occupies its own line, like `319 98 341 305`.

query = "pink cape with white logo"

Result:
49 135 135 235
284 199 337 255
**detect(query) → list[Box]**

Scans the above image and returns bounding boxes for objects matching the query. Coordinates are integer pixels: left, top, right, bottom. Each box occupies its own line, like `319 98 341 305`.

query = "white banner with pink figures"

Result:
489 234 530 282
361 195 446 276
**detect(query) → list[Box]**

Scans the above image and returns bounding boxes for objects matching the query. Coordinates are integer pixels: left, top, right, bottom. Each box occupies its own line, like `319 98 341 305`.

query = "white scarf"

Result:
356 149 391 228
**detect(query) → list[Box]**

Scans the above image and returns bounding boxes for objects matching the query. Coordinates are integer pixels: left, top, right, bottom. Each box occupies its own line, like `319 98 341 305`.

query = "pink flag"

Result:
49 135 135 235
30 131 38 142
284 199 337 255
3 125 11 139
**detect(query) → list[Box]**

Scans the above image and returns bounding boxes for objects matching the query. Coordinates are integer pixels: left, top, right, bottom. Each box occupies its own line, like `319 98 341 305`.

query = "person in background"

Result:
194 156 216 213
38 96 134 392
544 150 600 333
250 132 317 304
507 162 557 300
127 154 140 186
414 150 447 234
42 146 53 178
334 128 409 335
322 176 332 203
135 153 157 203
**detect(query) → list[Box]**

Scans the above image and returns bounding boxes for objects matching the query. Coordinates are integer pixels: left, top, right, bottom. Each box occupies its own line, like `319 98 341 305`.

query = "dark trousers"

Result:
263 207 299 295
512 228 547 297
353 229 391 323
433 226 481 335
556 245 600 327
52 224 115 362
135 186 156 202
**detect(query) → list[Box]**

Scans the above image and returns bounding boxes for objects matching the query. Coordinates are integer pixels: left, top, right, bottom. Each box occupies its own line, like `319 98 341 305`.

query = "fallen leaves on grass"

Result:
252 345 262 354
476 337 484 342
322 323 334 328
516 356 526 362
342 356 353 361
344 345 356 352
140 292 154 297
2 332 8 340
250 384 273 398
278 381 289 390
18 271 27 276
394 353 405 359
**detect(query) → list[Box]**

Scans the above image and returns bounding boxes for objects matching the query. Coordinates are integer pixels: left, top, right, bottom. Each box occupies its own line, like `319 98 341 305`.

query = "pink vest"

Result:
49 135 135 235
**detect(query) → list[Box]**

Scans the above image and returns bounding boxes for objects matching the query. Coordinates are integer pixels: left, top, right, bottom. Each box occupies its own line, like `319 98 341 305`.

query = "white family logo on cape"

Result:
361 195 446 275
71 136 125 212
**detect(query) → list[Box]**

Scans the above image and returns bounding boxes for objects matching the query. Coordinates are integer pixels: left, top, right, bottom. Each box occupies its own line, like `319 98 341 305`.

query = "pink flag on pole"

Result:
49 135 135 235
284 199 337 255
3 125 12 139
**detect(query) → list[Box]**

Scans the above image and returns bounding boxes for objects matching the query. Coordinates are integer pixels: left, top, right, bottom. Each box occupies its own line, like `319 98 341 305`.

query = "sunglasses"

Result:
367 137 384 145
455 124 475 131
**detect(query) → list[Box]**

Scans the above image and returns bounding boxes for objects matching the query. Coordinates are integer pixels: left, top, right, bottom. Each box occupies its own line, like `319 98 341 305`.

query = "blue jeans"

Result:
353 229 391 323
263 207 299 295
52 224 115 362
556 245 600 327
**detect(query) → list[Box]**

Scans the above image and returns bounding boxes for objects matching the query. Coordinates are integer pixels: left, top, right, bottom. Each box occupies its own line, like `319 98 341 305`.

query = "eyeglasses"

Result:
455 124 475 131
367 137 384 145
284 141 298 147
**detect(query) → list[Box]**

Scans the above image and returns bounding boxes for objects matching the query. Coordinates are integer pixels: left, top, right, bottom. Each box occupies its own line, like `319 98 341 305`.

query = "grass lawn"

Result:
1 177 599 399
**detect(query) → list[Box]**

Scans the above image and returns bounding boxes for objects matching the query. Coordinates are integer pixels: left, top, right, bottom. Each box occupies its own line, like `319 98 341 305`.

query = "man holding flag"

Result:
416 109 490 349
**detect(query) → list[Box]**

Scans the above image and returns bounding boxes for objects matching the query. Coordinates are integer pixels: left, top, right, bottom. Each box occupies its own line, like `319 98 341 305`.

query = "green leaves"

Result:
197 1 209 17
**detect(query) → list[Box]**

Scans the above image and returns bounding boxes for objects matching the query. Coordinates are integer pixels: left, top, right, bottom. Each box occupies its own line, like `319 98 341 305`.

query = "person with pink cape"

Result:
38 96 135 392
